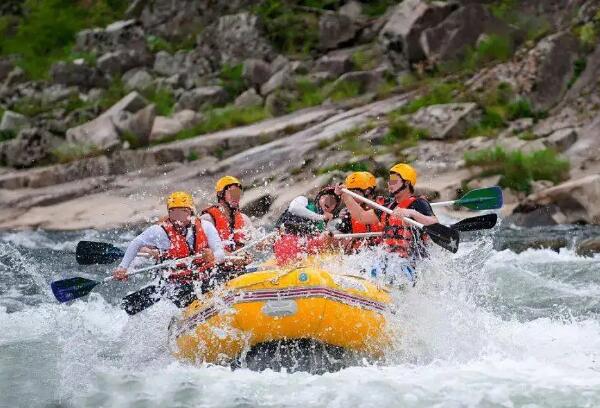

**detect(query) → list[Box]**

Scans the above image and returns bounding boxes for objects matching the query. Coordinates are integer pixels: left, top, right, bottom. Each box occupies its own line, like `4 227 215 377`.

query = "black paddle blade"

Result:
51 277 100 303
76 241 125 265
450 213 498 232
424 223 460 253
121 285 161 315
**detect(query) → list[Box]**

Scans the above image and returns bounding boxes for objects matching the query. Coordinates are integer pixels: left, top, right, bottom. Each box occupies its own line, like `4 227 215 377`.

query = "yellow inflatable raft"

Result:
168 260 392 371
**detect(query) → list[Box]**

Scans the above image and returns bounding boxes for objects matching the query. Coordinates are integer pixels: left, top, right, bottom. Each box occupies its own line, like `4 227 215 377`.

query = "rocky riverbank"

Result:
0 0 599 232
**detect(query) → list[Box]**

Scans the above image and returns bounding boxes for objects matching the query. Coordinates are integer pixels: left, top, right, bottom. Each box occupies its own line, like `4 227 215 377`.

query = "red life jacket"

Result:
346 197 385 253
202 205 245 252
273 234 330 266
160 218 213 282
380 196 419 258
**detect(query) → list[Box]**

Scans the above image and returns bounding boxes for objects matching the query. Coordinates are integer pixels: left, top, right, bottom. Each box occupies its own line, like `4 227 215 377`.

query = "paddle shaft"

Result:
334 232 382 239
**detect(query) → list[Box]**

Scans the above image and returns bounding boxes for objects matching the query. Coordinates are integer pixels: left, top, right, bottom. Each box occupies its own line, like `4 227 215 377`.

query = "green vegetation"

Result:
186 151 199 162
490 0 550 42
351 49 381 71
326 80 362 101
219 63 246 98
141 87 175 116
400 81 462 114
0 129 16 142
51 142 103 164
362 0 397 17
464 147 569 193
317 160 369 175
11 97 51 117
441 34 513 74
0 0 128 79
568 58 587 89
97 79 127 111
288 78 326 111
382 113 427 150
577 22 598 48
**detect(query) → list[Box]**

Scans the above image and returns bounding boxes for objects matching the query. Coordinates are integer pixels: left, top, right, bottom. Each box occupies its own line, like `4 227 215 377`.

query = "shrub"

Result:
464 147 569 193
506 98 535 120
327 80 362 101
288 78 326 111
219 63 246 99
382 114 427 149
142 87 175 116
0 129 16 142
400 82 461 114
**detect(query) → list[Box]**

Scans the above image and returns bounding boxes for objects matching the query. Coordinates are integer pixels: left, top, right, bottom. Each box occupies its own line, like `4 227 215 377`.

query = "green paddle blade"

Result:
51 277 100 303
76 241 125 265
423 223 460 253
450 214 498 232
455 186 503 210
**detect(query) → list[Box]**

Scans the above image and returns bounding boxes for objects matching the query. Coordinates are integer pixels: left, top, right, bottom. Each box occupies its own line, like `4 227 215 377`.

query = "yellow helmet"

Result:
389 163 417 186
215 175 242 193
166 191 195 210
345 171 377 190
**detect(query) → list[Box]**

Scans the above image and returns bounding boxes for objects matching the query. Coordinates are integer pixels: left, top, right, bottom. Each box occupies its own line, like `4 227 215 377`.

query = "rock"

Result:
271 55 290 73
339 1 364 22
576 238 600 257
3 67 26 88
528 175 600 224
50 61 106 89
41 84 78 104
265 91 295 116
420 4 510 63
174 86 228 112
0 128 60 168
97 49 152 76
150 109 203 142
153 51 179 77
234 88 264 108
319 12 358 50
260 67 293 96
505 118 534 136
199 12 275 65
329 70 384 94
113 104 157 146
75 19 148 56
0 57 14 83
66 91 148 149
306 71 338 85
530 180 554 195
544 128 578 152
125 0 145 19
124 69 153 91
242 59 272 88
378 0 456 67
314 52 354 76
0 111 29 132
408 102 480 139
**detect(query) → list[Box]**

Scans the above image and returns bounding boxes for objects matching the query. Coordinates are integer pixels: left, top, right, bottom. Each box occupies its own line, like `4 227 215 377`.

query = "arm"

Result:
201 219 225 263
288 196 325 221
393 198 439 226
118 225 166 269
339 192 380 225
200 212 215 225
406 210 438 226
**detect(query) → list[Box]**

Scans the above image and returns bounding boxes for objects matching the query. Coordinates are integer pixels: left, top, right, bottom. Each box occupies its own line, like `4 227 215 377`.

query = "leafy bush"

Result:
382 114 427 149
288 78 326 111
142 87 175 116
464 147 569 193
506 97 535 120
219 63 246 99
0 129 16 142
400 82 461 114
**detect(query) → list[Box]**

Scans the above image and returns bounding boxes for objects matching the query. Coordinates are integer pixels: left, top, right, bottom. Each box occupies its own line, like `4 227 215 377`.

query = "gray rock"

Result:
260 67 293 96
420 4 510 63
0 111 29 132
319 13 358 50
41 84 79 104
0 57 14 83
174 86 228 112
339 1 364 22
408 102 480 139
75 19 148 56
234 88 264 108
544 128 578 152
113 104 157 146
379 0 456 66
270 55 290 73
124 69 154 91
50 61 107 89
153 51 179 77
97 49 152 76
3 67 26 88
0 128 61 168
265 91 294 116
242 59 272 88
125 0 146 19
314 52 354 76
576 238 600 257
150 109 204 143
329 70 384 94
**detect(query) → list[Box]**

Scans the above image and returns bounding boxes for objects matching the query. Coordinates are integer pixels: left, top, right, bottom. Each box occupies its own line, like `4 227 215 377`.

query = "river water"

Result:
1 224 599 408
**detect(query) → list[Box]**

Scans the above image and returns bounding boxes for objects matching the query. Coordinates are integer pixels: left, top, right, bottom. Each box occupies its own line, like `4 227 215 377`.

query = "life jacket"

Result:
346 196 385 253
380 196 419 259
202 205 246 252
160 218 213 282
273 233 330 266
275 200 325 237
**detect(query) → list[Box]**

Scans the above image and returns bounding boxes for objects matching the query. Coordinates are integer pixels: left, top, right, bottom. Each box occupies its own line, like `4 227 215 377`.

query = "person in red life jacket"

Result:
337 163 438 285
200 176 254 271
112 191 225 308
273 186 340 266
336 171 384 253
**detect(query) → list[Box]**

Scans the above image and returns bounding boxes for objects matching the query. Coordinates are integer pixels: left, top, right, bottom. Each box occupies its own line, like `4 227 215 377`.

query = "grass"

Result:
464 147 569 193
0 0 128 79
399 81 462 114
11 97 52 117
219 63 246 99
351 49 380 71
51 142 103 164
577 22 598 48
326 80 362 101
382 113 427 149
568 58 587 88
97 79 128 111
441 34 513 74
288 78 326 112
362 0 397 17
141 87 175 116
0 129 16 142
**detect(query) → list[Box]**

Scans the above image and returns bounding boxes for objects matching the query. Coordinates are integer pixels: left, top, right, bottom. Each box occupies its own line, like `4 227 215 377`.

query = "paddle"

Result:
76 241 125 265
430 186 503 211
341 188 460 253
450 213 497 232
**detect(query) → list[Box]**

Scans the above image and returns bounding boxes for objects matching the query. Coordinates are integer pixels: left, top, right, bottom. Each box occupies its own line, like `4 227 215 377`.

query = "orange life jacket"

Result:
273 234 330 266
346 197 385 253
380 196 419 258
160 219 213 282
202 205 246 252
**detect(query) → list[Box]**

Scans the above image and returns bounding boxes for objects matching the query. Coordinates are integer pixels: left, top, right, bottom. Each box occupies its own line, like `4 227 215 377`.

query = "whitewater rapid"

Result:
1 227 600 407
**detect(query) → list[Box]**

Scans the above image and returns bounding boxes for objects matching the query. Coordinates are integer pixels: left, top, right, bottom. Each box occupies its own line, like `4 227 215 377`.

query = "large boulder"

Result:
198 12 275 65
97 49 153 76
378 0 456 67
526 175 600 224
150 109 203 143
576 238 600 257
260 67 293 96
408 102 480 139
174 86 228 112
329 70 384 94
314 51 354 76
123 69 154 91
112 104 157 147
319 12 358 50
0 110 29 132
0 128 61 168
152 50 213 82
50 61 107 89
543 128 578 153
420 4 510 63
234 88 264 108
66 92 148 150
242 59 272 88
75 20 149 56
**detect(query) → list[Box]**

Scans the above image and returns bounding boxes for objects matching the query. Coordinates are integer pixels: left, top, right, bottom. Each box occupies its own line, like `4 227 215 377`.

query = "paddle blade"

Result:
76 241 124 265
424 223 460 253
121 285 161 315
51 277 100 303
456 186 503 210
450 214 498 232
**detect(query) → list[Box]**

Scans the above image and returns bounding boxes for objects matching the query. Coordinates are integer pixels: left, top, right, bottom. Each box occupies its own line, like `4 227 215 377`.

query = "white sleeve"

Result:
288 196 325 221
201 219 225 262
199 213 215 225
118 225 169 269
